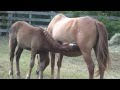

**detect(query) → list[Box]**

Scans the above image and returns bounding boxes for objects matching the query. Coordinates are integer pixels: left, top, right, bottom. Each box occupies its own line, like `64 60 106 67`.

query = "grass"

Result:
0 35 120 79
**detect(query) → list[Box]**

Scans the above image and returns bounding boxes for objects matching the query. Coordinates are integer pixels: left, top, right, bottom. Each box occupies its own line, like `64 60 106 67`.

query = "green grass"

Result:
0 35 120 79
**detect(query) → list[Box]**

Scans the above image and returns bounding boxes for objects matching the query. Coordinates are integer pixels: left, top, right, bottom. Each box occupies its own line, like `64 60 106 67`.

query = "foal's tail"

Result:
94 21 111 76
9 22 18 56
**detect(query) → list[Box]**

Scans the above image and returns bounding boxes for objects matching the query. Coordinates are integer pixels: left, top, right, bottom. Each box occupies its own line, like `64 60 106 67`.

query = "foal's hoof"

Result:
36 70 39 75
26 74 30 79
9 71 14 79
26 76 30 79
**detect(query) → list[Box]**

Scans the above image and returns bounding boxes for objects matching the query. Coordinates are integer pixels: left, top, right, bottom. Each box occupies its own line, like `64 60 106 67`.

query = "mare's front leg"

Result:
51 52 55 79
26 51 36 79
56 54 63 79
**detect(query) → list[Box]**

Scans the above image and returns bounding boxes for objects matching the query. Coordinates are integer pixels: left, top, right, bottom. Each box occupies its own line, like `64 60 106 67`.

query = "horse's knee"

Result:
10 53 14 61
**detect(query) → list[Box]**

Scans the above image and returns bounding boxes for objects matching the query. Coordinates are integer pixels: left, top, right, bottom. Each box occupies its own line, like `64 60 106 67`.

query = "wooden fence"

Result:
0 11 56 33
0 11 120 34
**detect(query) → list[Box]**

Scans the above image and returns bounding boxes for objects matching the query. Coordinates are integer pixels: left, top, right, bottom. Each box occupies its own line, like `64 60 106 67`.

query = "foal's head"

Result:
62 43 80 53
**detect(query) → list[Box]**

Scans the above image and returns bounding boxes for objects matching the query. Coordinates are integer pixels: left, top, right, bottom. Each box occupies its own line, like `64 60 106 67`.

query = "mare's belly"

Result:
52 29 76 43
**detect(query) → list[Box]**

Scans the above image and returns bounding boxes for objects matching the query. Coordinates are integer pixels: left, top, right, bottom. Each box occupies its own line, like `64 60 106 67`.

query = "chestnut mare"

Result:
9 21 73 79
47 14 111 79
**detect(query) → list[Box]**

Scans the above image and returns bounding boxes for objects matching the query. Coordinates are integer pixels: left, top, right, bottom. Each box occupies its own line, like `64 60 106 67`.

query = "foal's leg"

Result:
51 52 55 79
15 46 23 79
36 55 50 76
56 54 63 79
36 55 40 75
9 47 15 79
39 52 49 79
9 39 17 79
94 46 105 79
26 51 36 79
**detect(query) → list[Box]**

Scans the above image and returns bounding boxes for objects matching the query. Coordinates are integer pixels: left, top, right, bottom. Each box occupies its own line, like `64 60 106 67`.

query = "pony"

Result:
46 14 111 79
9 21 75 79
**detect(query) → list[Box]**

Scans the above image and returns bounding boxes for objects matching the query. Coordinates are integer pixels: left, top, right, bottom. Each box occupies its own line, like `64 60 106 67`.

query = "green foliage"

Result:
63 11 120 17
97 16 120 40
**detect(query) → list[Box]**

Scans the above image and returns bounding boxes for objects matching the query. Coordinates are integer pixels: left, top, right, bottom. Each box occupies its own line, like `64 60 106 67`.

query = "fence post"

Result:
29 11 32 25
8 12 12 31
50 11 56 20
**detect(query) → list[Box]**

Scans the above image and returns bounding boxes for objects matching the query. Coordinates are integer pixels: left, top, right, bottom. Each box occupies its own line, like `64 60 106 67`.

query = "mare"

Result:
46 14 111 79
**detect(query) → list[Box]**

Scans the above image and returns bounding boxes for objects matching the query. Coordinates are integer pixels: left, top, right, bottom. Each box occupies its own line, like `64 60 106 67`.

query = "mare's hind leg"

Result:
26 51 36 79
9 38 17 79
94 46 105 79
15 46 23 79
51 52 55 79
82 49 94 79
38 52 49 79
56 54 63 79
79 44 95 79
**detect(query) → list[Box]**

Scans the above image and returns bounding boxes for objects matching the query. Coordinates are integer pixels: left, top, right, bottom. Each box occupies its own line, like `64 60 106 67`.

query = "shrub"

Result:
97 16 120 40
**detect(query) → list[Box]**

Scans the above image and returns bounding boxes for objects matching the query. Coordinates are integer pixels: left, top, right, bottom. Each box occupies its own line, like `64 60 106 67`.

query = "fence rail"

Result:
0 11 55 33
0 11 120 34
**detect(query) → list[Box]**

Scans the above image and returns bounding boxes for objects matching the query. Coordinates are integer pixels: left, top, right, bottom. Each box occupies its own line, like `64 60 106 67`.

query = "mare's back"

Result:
47 15 97 43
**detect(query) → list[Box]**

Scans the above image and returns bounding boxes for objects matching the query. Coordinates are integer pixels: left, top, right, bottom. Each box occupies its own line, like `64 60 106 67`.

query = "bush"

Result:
97 16 120 40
